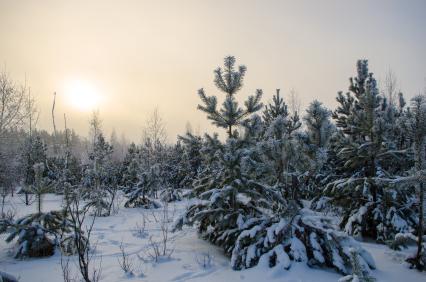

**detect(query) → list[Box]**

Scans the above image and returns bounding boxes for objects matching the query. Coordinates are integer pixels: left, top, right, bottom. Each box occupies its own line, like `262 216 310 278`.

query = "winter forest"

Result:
0 55 425 282
1 1 426 282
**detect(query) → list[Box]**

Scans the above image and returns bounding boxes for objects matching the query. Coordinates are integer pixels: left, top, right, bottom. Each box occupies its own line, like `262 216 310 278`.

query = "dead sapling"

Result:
118 241 135 276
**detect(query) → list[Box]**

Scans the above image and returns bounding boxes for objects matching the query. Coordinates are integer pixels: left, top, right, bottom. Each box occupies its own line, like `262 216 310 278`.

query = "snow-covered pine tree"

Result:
31 163 51 214
160 143 184 202
256 112 305 201
388 95 426 270
262 89 301 136
339 248 376 282
303 100 334 150
121 142 139 189
409 95 426 270
83 133 115 216
300 100 335 198
177 132 203 188
175 57 375 276
324 60 417 241
262 89 288 126
123 165 161 209
197 56 263 138
21 134 48 205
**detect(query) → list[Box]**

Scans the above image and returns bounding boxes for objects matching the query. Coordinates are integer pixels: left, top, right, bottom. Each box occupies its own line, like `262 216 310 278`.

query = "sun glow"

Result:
65 80 101 111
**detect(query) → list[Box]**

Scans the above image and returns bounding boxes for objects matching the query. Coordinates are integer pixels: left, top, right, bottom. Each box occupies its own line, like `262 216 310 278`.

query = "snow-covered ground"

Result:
0 194 425 282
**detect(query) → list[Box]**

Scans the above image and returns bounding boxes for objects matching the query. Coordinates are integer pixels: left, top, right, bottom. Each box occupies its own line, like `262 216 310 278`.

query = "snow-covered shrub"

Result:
124 167 162 209
230 210 375 275
338 248 376 282
0 271 18 282
388 232 419 250
124 192 161 209
160 188 182 203
0 211 70 258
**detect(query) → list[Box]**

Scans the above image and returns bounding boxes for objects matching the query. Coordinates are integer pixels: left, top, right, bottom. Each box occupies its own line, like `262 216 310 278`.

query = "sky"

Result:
1 0 425 142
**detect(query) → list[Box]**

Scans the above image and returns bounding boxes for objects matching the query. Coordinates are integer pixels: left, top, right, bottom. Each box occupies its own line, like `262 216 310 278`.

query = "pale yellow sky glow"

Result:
1 0 425 141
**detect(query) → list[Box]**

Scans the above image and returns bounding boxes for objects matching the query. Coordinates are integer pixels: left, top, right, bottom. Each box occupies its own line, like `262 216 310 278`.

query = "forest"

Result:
0 56 425 282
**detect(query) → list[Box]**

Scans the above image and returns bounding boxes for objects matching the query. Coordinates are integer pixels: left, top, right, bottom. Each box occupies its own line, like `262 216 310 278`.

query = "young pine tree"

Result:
325 60 416 241
197 56 263 138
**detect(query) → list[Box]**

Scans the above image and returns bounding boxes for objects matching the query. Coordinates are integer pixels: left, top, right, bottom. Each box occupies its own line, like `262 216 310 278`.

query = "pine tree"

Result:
410 95 426 270
83 133 115 216
391 95 426 270
31 163 51 214
303 100 334 149
177 132 203 188
121 143 140 189
301 100 335 198
263 89 288 126
21 134 48 205
175 57 375 276
325 60 416 241
197 56 263 138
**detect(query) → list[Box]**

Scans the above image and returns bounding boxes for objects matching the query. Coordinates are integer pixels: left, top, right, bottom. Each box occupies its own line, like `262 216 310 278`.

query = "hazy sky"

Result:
1 0 425 142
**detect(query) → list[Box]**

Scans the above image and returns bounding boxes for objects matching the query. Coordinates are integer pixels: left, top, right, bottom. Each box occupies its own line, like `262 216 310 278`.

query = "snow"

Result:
1 194 425 282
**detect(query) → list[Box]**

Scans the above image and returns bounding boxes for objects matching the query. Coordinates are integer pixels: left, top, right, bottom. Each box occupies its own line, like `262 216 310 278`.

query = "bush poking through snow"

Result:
144 203 175 262
132 213 148 238
118 241 135 276
195 251 213 269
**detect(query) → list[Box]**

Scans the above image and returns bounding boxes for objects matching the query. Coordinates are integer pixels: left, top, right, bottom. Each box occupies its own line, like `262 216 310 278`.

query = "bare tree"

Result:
142 107 167 146
382 69 399 107
89 110 102 147
67 190 101 282
0 70 37 140
288 88 301 115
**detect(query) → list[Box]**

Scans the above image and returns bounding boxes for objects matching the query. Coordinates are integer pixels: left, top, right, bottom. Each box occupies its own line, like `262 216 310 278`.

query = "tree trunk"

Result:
227 125 232 138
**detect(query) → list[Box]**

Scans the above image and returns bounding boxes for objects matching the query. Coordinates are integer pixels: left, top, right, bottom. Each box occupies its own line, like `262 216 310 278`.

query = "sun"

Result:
65 80 100 111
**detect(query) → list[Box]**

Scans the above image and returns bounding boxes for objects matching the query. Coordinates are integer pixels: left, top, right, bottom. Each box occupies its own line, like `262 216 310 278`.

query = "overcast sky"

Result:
1 0 425 141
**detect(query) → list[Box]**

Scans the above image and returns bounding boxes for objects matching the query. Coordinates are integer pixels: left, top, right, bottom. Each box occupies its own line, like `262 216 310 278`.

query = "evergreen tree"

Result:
177 132 203 188
300 100 335 198
121 143 140 189
175 57 375 276
262 89 288 126
409 95 426 270
83 133 115 216
324 60 417 241
21 134 48 205
197 56 263 138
